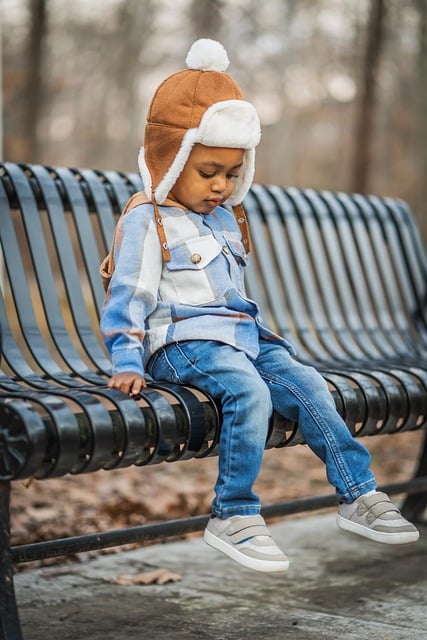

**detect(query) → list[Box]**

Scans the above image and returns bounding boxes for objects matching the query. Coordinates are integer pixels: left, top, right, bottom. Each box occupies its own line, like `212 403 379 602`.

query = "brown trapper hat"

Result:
138 39 261 259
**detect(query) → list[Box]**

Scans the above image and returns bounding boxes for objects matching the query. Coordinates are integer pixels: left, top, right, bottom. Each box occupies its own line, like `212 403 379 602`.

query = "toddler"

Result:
101 39 419 573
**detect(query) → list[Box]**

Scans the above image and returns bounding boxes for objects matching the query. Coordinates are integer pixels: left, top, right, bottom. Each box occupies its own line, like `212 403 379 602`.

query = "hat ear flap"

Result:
153 129 198 204
138 147 152 199
225 148 256 206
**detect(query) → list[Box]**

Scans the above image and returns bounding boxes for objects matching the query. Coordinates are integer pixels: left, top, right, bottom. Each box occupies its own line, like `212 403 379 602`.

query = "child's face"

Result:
168 144 244 214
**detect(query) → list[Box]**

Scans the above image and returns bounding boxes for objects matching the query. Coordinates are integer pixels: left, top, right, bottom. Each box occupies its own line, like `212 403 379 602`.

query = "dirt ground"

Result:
10 428 425 569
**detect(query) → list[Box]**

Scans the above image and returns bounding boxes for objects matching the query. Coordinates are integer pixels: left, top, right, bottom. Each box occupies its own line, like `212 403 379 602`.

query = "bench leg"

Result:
400 430 427 523
0 481 23 640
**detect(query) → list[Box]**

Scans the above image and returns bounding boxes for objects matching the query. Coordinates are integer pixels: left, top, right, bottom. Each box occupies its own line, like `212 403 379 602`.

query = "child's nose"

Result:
211 174 227 192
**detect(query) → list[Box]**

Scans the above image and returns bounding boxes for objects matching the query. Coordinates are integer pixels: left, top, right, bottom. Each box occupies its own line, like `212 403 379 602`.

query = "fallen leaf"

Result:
40 567 82 578
106 568 182 586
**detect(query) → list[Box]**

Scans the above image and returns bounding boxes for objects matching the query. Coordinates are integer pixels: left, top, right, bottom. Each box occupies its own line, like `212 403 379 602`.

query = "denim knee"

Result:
228 372 272 421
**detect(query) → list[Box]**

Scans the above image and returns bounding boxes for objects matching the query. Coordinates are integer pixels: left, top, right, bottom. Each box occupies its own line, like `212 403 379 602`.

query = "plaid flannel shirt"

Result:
100 203 295 375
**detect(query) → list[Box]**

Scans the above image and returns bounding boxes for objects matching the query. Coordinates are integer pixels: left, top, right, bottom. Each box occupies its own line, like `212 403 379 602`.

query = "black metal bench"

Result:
1 162 427 640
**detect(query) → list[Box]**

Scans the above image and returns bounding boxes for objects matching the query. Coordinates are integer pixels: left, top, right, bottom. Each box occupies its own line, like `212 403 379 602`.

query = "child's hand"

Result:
108 372 147 396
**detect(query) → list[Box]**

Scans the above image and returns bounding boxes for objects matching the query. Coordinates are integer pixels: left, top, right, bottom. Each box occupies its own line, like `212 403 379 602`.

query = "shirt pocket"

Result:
160 235 224 305
224 236 248 266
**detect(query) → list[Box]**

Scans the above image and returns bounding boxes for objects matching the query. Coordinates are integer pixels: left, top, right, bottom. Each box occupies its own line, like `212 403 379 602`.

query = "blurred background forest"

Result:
3 0 427 240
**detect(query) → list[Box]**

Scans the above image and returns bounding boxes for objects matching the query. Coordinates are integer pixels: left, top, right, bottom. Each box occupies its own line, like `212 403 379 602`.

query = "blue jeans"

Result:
147 339 376 518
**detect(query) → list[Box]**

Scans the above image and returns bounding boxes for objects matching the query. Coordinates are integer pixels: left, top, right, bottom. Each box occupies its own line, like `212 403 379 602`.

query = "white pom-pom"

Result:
185 39 229 72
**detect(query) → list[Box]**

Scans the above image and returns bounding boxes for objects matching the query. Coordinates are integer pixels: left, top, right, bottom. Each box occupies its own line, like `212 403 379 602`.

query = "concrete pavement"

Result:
15 512 427 640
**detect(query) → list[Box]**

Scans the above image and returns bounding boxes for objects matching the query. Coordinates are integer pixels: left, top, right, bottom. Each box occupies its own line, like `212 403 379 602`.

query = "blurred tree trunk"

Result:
24 0 47 161
351 0 386 193
417 0 427 241
189 0 223 39
85 0 156 169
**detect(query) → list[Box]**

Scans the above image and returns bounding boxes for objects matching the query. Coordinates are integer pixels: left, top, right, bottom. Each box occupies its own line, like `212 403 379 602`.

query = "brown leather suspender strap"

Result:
152 200 171 262
232 203 252 254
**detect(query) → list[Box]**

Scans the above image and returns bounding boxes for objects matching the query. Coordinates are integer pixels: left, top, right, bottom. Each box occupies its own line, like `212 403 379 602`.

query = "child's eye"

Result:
227 173 240 180
199 170 215 179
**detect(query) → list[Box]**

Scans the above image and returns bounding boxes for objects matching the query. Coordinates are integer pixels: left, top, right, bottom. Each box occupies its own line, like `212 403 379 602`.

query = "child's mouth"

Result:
205 198 223 208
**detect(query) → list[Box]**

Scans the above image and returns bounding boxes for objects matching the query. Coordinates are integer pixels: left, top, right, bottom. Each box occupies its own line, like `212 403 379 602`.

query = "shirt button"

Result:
191 253 202 264
222 245 229 254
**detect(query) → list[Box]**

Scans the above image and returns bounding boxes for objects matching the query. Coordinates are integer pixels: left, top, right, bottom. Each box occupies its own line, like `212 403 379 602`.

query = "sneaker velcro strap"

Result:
226 515 270 543
362 493 400 518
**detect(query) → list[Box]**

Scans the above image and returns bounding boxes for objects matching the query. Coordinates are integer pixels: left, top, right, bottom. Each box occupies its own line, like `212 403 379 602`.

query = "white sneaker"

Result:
204 514 289 573
337 491 420 545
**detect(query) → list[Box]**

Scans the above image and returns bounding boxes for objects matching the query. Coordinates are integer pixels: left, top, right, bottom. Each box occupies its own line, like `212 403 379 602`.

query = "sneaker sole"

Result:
204 528 290 573
337 514 420 545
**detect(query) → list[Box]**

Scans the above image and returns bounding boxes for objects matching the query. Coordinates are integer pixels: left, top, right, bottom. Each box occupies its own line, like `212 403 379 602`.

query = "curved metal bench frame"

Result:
1 162 426 639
